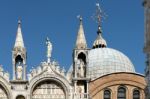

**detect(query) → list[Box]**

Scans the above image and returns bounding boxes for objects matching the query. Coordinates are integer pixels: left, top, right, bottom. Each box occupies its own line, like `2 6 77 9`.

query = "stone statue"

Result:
78 59 85 77
46 37 52 63
17 62 23 80
77 86 82 93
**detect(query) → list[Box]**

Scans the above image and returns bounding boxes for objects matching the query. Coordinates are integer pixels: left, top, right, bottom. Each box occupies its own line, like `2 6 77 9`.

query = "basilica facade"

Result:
0 4 147 99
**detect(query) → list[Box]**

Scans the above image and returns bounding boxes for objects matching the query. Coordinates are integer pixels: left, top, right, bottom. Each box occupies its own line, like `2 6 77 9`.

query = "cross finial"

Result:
92 2 106 27
96 3 103 26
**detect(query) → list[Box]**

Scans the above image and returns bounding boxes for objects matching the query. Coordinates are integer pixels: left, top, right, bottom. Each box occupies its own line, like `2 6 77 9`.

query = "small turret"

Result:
93 25 107 48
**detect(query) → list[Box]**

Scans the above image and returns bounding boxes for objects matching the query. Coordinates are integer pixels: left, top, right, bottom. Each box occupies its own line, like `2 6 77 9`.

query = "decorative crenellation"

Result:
27 61 67 81
0 65 9 81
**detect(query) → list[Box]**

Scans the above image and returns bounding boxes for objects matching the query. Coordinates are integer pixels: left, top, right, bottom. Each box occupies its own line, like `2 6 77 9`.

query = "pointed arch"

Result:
77 52 86 63
15 55 23 64
16 95 25 99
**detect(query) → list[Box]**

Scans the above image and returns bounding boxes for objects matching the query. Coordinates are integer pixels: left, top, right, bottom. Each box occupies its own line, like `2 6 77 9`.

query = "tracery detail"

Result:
32 81 66 99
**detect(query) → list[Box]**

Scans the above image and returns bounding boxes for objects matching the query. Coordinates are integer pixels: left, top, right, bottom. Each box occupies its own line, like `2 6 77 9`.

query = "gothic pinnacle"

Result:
14 19 25 48
75 16 87 49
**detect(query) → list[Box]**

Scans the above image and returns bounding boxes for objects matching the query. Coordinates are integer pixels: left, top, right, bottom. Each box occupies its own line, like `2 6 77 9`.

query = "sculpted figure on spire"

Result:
46 37 52 63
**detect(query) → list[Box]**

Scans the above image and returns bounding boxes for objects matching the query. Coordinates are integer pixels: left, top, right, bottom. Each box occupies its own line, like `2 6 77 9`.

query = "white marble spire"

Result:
14 19 25 48
75 16 87 49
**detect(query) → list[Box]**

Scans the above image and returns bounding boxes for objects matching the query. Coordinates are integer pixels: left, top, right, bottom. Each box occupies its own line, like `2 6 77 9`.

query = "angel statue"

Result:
78 59 85 77
46 37 52 63
16 62 23 80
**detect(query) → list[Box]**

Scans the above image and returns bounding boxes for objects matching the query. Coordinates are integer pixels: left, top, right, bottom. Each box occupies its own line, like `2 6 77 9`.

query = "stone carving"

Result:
17 62 23 80
46 37 52 63
32 82 65 99
78 59 85 77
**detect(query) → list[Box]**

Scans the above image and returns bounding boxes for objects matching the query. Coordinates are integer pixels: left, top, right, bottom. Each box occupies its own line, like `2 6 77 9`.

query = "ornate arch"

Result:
0 76 11 99
29 74 71 99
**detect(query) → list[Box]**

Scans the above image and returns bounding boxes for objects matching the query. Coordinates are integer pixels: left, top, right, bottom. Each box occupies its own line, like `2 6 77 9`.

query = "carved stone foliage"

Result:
28 61 66 82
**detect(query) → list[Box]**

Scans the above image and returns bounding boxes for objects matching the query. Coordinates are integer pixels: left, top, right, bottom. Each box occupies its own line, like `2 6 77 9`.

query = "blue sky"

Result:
0 0 145 77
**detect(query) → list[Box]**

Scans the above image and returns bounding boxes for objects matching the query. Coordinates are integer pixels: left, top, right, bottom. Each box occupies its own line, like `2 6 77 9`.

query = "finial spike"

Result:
18 17 22 25
77 15 83 22
97 25 102 34
18 19 21 24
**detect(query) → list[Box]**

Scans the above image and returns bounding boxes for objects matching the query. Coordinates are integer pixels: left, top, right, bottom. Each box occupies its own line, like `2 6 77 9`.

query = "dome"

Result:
93 26 107 48
93 34 107 48
87 48 135 80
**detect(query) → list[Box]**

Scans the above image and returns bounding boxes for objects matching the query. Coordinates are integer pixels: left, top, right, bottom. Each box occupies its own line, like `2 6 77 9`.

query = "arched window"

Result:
117 87 126 99
16 95 25 99
133 89 140 99
104 90 111 99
